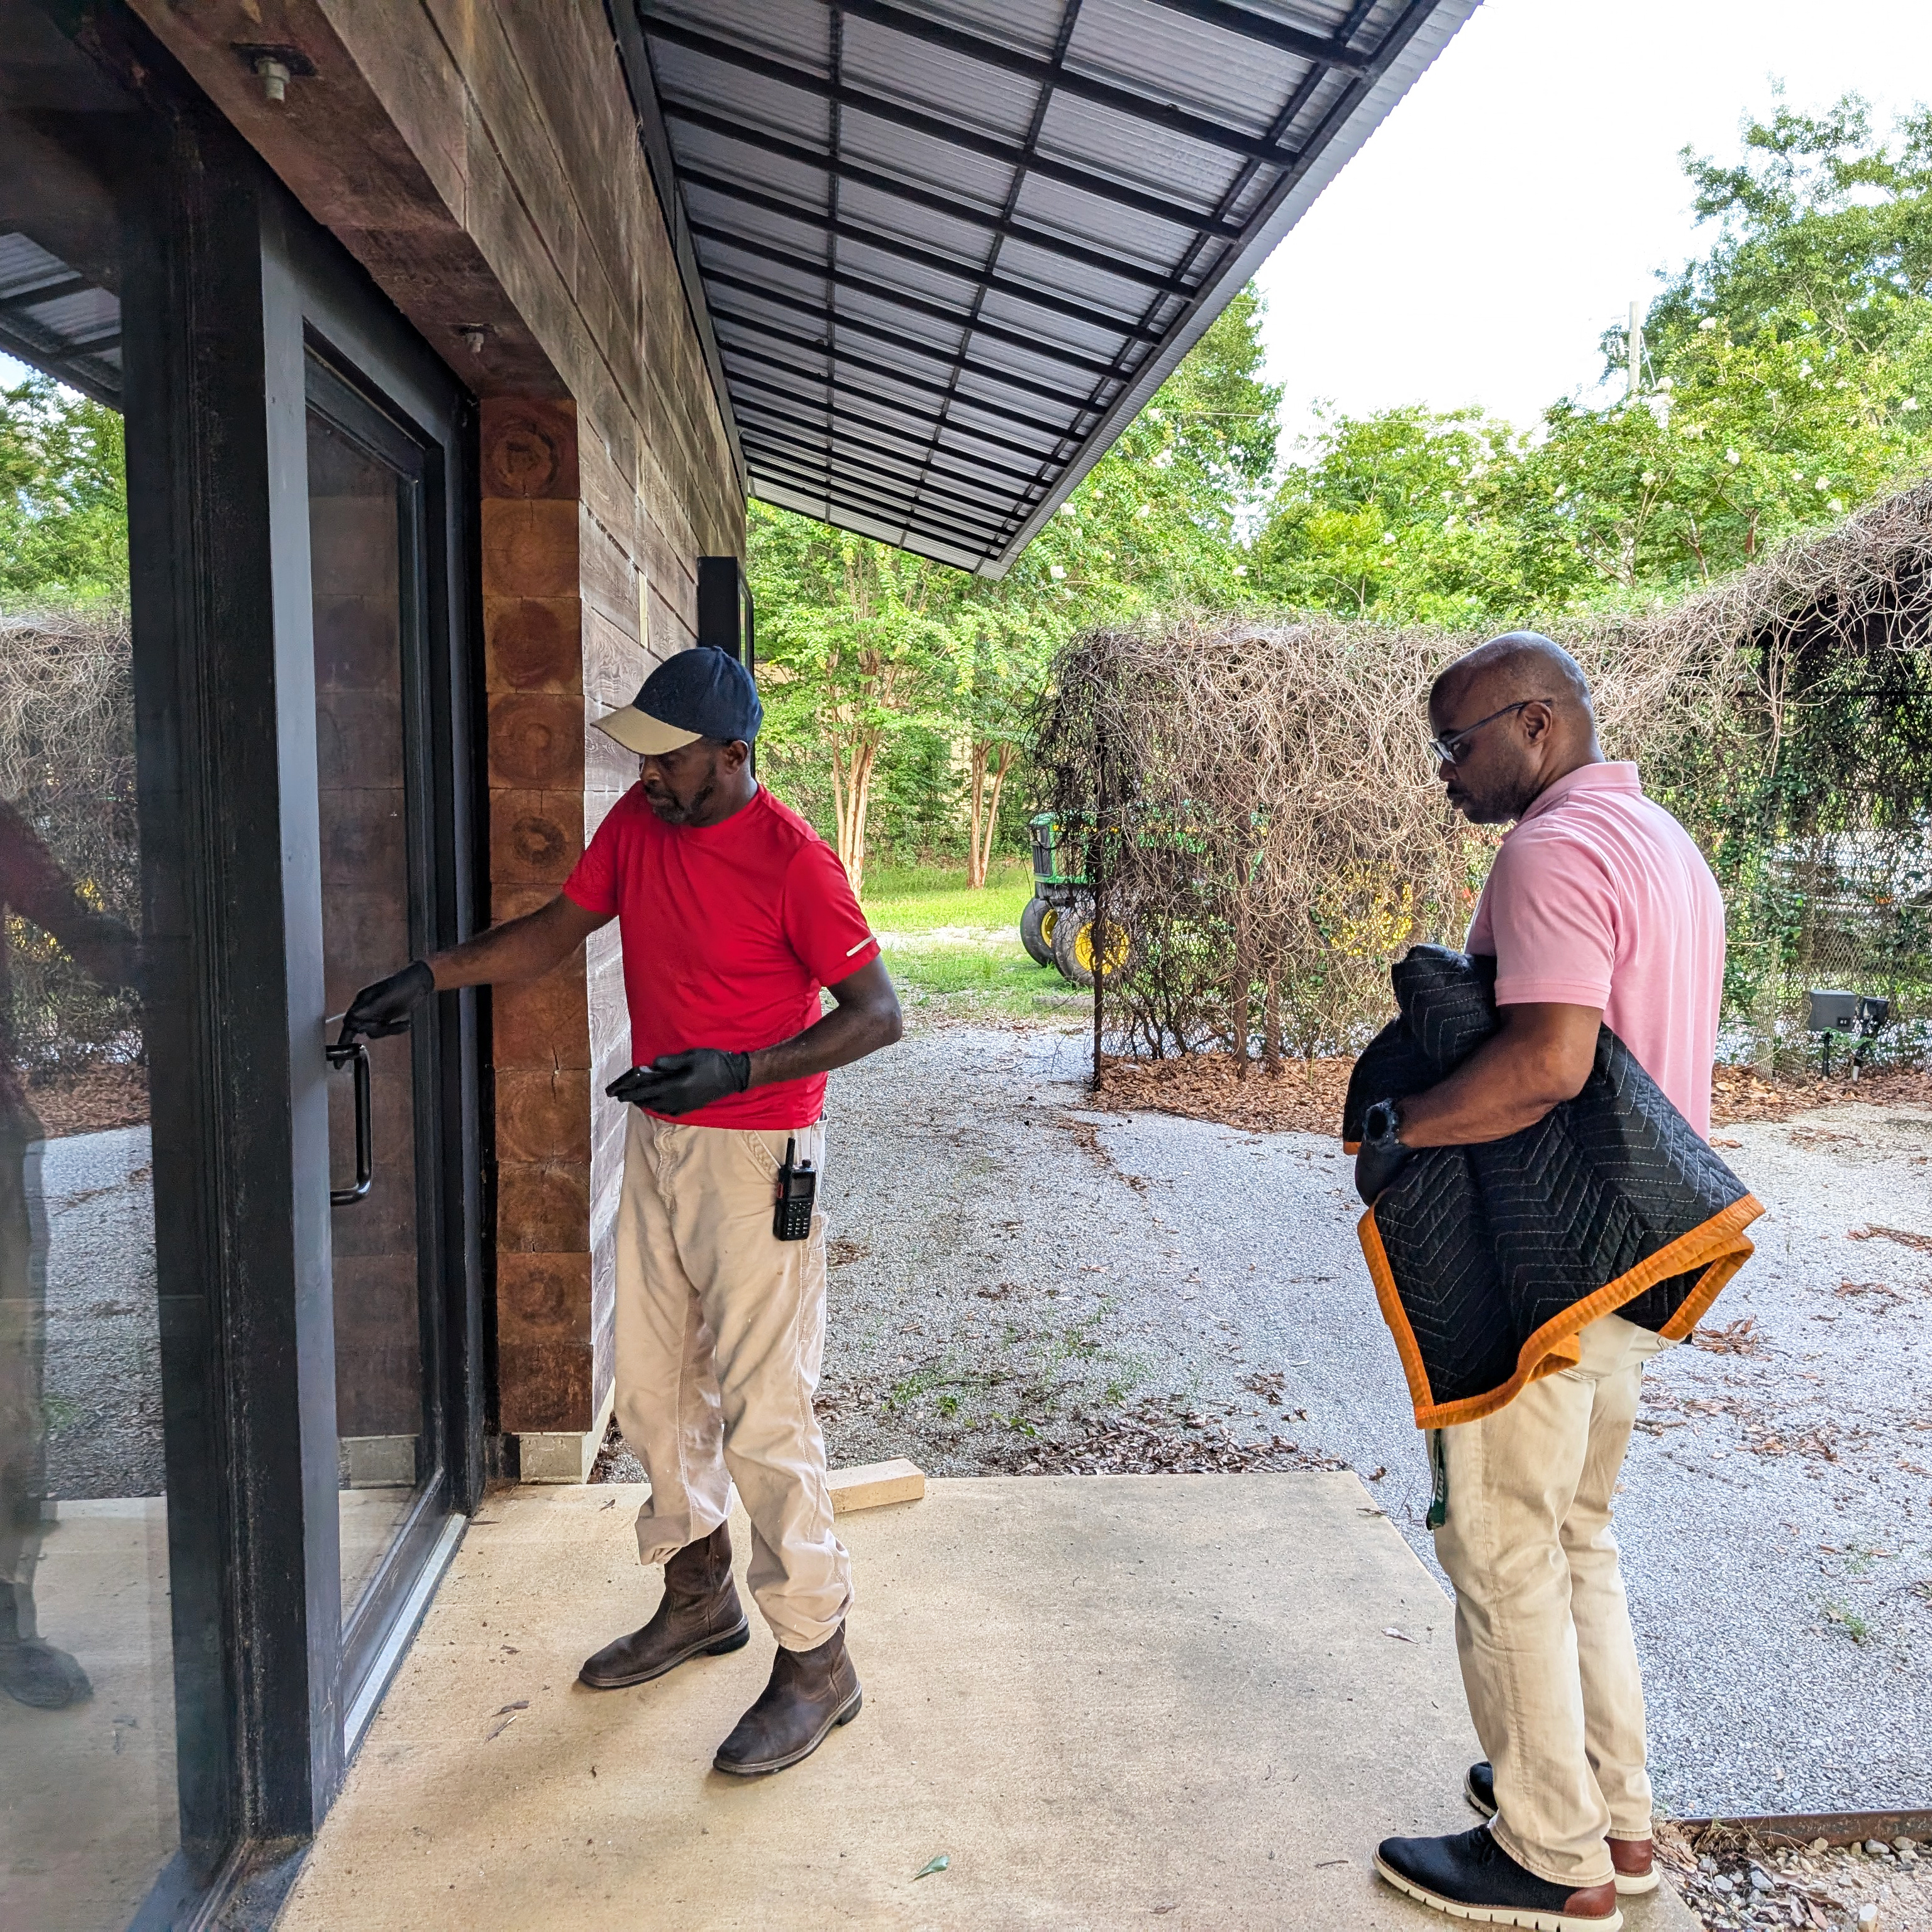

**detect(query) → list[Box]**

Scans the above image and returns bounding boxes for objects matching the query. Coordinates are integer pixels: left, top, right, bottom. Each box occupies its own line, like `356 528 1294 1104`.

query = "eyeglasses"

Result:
1428 698 1557 767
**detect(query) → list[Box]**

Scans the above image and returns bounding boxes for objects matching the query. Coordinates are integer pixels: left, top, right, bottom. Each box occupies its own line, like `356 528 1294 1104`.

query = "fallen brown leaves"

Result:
1018 1397 1344 1477
1085 1052 1931 1138
1092 1053 1355 1136
1852 1224 1932 1253
23 1063 148 1137
1692 1316 1765 1356
1711 1063 1932 1124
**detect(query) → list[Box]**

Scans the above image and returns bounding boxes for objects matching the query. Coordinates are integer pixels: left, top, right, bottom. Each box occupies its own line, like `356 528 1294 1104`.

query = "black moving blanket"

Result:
1342 946 1762 1428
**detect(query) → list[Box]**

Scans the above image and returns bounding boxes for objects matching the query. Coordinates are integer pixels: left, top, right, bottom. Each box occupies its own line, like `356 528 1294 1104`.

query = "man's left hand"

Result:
1354 1097 1413 1205
608 1048 752 1116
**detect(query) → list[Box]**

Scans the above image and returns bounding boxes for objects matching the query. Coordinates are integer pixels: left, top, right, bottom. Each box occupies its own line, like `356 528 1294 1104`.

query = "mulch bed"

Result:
1089 1052 1932 1137
1092 1053 1355 1135
23 1063 150 1137
1708 1064 1932 1124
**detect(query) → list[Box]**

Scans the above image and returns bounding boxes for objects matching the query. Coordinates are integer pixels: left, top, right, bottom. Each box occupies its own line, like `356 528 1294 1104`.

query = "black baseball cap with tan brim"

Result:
593 644 763 756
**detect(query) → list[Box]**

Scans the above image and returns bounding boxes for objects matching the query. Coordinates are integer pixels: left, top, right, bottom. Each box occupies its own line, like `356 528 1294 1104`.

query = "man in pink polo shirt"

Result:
1371 633 1726 1932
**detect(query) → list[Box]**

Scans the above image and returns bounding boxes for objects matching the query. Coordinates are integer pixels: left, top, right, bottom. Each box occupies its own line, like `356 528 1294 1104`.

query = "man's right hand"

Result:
342 959 435 1039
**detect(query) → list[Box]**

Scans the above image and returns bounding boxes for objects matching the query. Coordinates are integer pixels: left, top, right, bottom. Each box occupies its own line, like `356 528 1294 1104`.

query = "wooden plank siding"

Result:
126 0 747 1441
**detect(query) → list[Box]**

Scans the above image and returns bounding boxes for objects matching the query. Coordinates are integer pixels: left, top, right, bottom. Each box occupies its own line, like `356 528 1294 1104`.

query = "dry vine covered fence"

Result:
1034 610 1748 1070
0 607 141 1075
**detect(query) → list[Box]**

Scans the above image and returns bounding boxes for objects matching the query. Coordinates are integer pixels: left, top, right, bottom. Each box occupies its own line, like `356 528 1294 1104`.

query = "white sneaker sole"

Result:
1373 1853 1624 1932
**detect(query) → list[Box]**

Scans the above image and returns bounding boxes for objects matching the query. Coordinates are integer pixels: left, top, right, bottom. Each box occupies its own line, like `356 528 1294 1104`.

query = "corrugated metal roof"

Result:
619 0 1479 575
0 231 121 406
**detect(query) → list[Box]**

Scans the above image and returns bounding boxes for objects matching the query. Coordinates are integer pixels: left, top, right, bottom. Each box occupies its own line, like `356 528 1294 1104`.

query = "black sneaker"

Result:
1463 1765 1657 1896
1375 1824 1622 1931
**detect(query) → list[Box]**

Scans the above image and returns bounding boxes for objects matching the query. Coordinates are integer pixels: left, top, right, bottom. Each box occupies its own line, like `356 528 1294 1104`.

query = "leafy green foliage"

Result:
0 375 127 605
1253 95 1932 621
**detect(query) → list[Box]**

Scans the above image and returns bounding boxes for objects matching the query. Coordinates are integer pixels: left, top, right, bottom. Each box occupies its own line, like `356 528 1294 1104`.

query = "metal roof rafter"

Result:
641 15 1246 240
722 365 1059 486
731 386 1051 498
749 457 1005 558
738 411 1043 525
718 339 1072 464
687 219 1148 374
826 0 1328 159
702 272 1111 415
661 101 1193 296
894 0 1086 536
740 411 1028 518
681 165 1172 343
747 445 1016 544
1137 0 1377 65
0 272 87 315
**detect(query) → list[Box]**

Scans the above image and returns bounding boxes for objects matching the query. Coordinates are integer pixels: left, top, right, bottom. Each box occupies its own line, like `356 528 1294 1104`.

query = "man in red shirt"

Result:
347 645 901 1777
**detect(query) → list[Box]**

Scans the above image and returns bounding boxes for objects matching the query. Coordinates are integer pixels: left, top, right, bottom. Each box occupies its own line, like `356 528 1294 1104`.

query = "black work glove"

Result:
1353 1097 1413 1206
342 958 435 1040
607 1048 752 1117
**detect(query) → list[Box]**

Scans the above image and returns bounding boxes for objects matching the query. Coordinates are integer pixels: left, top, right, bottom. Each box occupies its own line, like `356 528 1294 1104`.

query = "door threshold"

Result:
344 1510 465 1754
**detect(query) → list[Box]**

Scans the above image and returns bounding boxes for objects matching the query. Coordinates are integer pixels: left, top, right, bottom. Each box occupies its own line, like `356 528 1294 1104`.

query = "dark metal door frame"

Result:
121 61 484 1924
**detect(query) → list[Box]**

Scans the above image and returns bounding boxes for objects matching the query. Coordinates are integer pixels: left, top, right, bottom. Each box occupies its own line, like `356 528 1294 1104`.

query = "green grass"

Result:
860 858 1077 1018
861 857 1034 936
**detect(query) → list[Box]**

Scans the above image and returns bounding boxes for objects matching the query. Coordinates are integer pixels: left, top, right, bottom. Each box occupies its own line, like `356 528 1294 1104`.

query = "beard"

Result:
644 774 715 825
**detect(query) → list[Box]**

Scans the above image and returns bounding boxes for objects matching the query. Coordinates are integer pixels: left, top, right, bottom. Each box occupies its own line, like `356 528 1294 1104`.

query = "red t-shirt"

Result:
562 785 878 1128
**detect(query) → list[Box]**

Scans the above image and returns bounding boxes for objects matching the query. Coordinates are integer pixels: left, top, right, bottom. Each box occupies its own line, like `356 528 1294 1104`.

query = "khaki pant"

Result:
1432 1312 1669 1890
614 1109 851 1652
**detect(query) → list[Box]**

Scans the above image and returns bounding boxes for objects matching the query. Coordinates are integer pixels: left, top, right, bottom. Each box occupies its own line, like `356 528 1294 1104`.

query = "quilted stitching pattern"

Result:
1344 948 1755 1414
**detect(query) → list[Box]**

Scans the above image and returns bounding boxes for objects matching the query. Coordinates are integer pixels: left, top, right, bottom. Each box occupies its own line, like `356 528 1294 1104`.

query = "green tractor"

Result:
1022 811 1133 988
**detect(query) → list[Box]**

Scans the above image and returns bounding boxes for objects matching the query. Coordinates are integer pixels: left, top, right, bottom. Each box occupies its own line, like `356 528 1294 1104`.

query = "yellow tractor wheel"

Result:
1052 908 1132 987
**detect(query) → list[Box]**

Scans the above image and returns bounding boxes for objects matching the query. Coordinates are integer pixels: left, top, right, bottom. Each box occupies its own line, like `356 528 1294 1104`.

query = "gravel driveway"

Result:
811 1014 1932 1821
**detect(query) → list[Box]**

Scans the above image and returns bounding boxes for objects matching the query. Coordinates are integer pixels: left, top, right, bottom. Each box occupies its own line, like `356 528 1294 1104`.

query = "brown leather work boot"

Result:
577 1523 749 1689
711 1624 861 1777
1609 1838 1657 1896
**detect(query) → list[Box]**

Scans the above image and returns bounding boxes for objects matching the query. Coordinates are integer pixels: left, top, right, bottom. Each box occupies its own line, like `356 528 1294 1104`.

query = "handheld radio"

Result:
773 1136 816 1241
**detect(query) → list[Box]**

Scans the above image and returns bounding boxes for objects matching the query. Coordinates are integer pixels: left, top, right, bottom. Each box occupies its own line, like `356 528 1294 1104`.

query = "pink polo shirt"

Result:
1465 762 1725 1137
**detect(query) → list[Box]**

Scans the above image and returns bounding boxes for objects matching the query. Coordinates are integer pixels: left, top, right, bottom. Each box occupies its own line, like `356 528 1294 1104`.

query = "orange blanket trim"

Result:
1358 1192 1764 1429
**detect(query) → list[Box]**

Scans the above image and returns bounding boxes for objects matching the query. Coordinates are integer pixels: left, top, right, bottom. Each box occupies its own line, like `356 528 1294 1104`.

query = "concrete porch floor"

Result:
278 1475 1697 1932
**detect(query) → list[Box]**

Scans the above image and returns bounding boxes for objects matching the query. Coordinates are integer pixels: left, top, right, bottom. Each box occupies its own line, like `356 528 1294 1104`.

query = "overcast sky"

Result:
1255 0 1932 447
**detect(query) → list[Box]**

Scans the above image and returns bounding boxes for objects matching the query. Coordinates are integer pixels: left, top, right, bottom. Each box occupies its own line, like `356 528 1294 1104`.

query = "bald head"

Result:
1431 631 1593 716
1428 631 1603 825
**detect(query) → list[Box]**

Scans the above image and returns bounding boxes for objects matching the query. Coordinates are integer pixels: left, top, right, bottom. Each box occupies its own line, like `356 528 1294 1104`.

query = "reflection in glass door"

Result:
304 357 447 1676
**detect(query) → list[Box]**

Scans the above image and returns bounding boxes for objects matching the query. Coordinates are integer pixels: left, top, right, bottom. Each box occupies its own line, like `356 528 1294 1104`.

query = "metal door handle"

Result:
326 1036 373 1205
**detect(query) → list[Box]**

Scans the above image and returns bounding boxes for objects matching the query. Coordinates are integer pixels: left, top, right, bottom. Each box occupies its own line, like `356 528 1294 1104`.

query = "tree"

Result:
746 503 962 897
1643 94 1932 375
746 287 1282 889
1248 406 1567 623
1030 284 1282 622
0 375 127 605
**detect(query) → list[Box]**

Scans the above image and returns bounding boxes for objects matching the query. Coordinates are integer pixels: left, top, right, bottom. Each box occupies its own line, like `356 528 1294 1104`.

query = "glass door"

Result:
304 353 453 1718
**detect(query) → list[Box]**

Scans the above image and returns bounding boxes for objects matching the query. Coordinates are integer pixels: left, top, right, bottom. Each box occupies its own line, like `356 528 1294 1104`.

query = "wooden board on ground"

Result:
828 1458 924 1514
